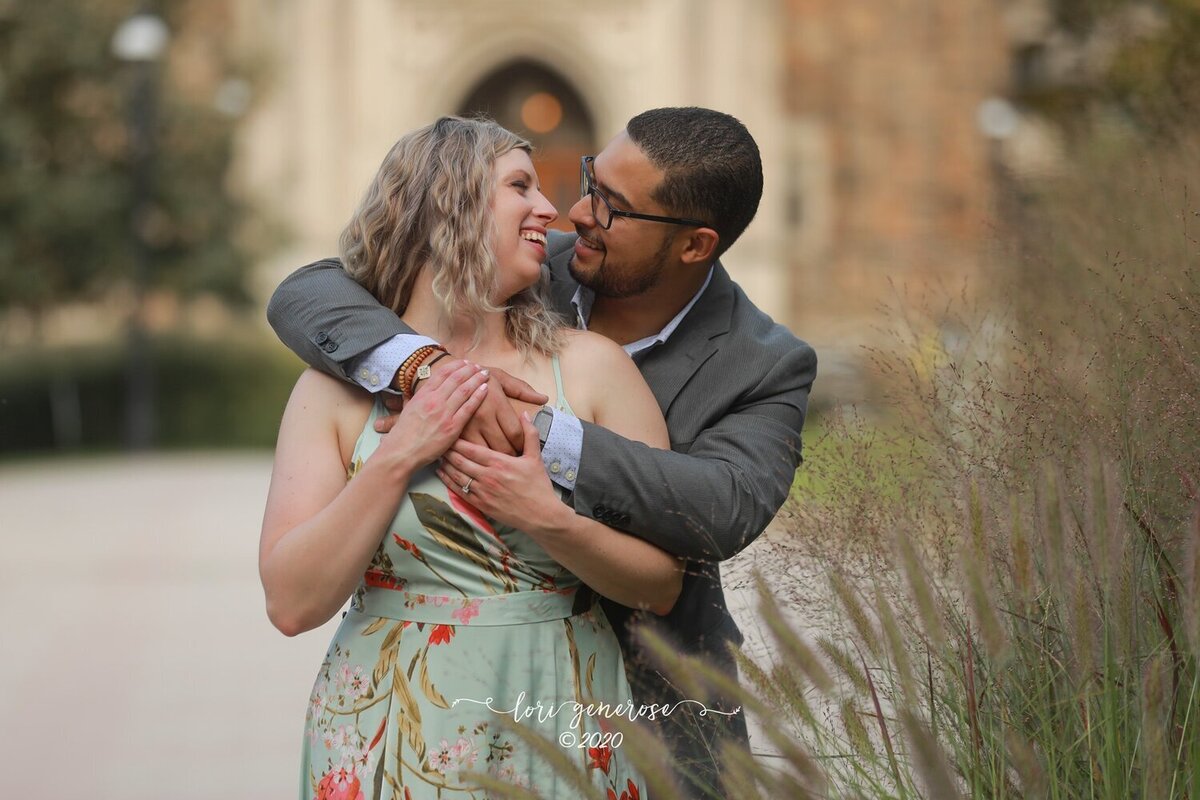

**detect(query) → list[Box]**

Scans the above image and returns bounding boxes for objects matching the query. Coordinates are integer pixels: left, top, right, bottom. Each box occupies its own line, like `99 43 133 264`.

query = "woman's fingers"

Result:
441 369 489 411
437 464 468 491
441 448 481 477
451 381 489 428
420 359 477 396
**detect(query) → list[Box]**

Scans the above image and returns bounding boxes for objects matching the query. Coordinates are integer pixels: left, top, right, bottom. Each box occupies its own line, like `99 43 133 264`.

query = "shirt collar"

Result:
570 267 714 357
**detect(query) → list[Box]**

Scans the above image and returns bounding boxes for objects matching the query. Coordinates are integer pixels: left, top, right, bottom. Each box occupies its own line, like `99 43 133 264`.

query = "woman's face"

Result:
490 149 558 301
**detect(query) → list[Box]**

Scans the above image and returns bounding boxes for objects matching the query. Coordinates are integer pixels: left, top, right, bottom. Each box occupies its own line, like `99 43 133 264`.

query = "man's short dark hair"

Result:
625 107 763 259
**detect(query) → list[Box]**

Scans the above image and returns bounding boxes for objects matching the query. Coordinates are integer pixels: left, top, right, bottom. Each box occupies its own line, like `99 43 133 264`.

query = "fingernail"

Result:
480 369 489 377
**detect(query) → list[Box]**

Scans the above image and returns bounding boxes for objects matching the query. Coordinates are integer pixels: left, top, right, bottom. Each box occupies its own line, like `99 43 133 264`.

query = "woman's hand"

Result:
372 360 490 475
436 413 572 536
375 366 548 456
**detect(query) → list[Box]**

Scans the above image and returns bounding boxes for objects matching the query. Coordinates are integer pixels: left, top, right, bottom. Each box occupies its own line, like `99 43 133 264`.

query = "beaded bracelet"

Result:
400 345 450 398
392 345 438 395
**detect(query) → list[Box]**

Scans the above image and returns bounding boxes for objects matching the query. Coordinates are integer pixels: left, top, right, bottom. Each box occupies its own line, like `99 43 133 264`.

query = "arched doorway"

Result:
458 61 596 231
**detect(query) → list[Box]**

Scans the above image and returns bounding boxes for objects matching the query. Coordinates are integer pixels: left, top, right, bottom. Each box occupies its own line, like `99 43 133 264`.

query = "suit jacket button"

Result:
593 504 605 517
315 331 329 344
619 513 631 526
323 341 338 353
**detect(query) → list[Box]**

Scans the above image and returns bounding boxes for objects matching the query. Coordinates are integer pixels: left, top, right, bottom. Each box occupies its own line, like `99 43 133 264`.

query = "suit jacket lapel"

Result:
637 264 734 416
546 235 579 318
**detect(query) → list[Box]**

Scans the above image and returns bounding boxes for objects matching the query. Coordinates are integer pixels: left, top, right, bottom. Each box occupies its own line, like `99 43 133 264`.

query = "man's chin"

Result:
567 255 594 289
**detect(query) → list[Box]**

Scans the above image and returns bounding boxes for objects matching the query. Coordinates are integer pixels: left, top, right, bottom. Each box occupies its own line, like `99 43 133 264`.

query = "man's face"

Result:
567 132 679 299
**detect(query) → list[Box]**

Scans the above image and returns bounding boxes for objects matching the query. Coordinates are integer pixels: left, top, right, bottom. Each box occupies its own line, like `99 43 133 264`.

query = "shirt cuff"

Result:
540 408 582 491
347 334 440 393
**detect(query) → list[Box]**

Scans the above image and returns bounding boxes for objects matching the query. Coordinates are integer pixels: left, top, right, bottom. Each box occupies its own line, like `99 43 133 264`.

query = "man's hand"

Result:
374 361 548 455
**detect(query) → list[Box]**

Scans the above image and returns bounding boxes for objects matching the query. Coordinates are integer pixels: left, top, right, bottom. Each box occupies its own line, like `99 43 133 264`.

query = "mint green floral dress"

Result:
300 357 646 800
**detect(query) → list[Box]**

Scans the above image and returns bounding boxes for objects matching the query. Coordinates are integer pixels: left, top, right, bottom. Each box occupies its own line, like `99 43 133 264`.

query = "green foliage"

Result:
0 334 303 453
0 0 259 313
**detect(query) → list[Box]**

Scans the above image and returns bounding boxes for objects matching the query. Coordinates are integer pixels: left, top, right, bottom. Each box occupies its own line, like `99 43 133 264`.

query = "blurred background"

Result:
1 0 1196 797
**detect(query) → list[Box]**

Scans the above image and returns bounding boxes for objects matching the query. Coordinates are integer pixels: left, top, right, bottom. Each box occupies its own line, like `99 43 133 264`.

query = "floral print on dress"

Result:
299 398 645 799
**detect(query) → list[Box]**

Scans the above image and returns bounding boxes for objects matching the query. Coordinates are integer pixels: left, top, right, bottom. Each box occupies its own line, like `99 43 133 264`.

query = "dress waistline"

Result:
349 584 581 626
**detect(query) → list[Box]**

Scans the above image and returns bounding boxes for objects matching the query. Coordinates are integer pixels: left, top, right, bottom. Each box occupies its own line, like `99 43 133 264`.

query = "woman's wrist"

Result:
363 446 419 485
525 499 578 542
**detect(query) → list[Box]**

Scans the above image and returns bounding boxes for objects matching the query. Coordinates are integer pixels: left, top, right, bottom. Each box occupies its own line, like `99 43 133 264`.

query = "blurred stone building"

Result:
229 0 1011 396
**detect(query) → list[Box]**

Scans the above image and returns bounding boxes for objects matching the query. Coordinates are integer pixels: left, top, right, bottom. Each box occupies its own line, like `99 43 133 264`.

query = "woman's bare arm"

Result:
260 363 488 635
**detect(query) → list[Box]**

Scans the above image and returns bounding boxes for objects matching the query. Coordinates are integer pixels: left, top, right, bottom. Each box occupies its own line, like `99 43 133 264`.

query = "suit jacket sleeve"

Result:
266 258 416 380
571 339 817 562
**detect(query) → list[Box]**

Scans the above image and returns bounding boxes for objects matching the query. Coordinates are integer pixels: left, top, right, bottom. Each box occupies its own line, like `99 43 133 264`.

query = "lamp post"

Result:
111 9 169 450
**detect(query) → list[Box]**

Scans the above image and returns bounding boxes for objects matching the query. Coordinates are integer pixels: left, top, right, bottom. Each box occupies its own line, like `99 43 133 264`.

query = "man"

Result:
267 107 817 796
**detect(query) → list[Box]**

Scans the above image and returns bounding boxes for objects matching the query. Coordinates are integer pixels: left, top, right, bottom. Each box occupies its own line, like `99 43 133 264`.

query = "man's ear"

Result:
679 227 719 265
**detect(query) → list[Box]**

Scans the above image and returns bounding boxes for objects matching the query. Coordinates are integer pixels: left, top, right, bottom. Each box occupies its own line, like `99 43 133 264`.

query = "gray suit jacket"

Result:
266 230 817 673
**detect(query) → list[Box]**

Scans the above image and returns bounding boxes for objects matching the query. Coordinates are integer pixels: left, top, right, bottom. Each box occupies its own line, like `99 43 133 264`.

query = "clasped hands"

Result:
373 359 569 534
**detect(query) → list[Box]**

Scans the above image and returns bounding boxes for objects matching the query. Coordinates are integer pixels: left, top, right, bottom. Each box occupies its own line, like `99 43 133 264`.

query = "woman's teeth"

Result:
520 231 546 245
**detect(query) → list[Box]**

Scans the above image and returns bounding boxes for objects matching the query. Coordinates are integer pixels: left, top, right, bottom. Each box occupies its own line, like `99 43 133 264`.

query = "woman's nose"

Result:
535 192 558 225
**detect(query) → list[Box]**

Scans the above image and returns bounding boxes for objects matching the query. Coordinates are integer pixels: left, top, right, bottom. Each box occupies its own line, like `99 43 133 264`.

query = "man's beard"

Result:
568 234 673 299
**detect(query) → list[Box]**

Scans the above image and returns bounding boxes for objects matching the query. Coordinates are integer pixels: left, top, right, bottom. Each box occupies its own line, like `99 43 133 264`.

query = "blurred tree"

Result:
1013 0 1200 136
0 0 257 322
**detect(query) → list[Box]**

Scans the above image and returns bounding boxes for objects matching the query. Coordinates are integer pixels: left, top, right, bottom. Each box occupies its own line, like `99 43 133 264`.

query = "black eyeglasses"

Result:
579 156 709 230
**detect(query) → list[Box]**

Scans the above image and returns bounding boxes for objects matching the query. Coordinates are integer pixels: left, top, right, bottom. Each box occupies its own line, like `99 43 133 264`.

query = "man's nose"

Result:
567 195 593 227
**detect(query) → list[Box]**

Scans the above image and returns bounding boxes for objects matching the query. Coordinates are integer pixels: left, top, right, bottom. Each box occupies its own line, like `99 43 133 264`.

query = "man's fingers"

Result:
479 423 516 456
382 395 404 414
460 427 488 449
492 394 526 453
493 368 549 406
374 414 399 434
520 412 541 458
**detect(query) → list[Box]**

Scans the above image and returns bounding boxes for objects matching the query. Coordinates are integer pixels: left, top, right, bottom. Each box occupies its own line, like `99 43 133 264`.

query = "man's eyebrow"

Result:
594 171 633 209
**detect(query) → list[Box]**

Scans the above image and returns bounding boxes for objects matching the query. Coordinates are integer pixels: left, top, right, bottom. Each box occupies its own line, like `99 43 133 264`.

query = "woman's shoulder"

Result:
287 369 374 450
554 330 647 421
291 368 373 409
556 331 666 445
558 328 633 367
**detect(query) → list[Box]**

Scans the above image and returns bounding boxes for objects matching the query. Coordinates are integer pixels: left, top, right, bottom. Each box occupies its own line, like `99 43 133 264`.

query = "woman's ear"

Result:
679 227 720 265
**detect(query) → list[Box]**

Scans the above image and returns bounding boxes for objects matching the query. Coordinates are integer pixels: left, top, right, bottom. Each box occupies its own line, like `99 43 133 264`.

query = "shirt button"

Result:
550 461 561 474
369 374 380 387
359 368 370 379
565 469 576 481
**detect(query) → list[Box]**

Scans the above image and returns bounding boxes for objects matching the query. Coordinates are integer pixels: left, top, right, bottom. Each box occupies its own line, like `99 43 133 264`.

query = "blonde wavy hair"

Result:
340 116 564 356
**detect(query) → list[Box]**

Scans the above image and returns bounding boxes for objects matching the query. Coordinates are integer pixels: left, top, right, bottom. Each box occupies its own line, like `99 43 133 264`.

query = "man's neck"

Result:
587 267 710 346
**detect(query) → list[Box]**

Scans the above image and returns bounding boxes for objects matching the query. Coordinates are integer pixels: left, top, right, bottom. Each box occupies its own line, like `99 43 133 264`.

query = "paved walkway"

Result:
0 454 816 798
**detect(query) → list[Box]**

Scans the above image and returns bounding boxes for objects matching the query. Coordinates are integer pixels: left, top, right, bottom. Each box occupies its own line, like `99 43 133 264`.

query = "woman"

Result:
260 117 679 799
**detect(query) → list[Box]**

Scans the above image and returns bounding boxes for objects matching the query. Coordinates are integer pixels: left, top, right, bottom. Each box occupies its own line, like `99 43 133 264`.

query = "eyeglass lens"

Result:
580 158 612 229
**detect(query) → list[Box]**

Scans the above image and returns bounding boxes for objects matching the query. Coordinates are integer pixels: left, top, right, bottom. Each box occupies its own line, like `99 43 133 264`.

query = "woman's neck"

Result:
400 268 514 361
